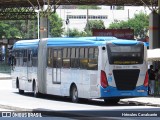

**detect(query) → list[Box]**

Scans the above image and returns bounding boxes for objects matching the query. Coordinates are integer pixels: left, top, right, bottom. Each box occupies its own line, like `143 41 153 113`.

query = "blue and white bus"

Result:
11 37 148 104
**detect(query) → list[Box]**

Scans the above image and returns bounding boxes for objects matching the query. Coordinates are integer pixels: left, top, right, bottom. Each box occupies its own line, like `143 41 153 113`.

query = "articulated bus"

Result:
11 37 148 104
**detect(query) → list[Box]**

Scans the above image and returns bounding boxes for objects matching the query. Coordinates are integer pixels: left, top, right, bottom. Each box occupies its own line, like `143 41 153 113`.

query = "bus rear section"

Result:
100 40 148 101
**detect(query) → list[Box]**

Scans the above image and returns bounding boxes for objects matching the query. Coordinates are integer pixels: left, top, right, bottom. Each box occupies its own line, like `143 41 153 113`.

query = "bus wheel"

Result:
17 79 24 94
19 89 24 94
104 98 120 105
70 85 79 103
33 82 39 97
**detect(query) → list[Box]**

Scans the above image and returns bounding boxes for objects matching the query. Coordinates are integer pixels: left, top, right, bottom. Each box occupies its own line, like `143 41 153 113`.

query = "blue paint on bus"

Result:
13 37 143 49
100 85 148 97
13 39 39 49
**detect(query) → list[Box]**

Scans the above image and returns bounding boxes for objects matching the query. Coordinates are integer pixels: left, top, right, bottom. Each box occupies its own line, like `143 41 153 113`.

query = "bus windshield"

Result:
107 43 144 65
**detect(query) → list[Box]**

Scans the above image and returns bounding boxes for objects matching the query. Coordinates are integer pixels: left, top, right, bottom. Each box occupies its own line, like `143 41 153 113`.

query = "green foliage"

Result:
116 6 124 10
109 12 149 38
0 21 21 39
77 5 101 9
0 12 64 39
64 19 105 37
65 28 88 37
84 20 105 35
49 13 64 37
0 20 37 39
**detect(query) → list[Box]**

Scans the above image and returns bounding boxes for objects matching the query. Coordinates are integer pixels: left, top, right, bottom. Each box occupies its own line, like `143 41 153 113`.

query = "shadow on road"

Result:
13 91 144 107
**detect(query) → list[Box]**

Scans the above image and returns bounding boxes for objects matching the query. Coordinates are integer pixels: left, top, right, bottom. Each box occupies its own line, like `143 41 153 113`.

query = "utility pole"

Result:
86 6 89 35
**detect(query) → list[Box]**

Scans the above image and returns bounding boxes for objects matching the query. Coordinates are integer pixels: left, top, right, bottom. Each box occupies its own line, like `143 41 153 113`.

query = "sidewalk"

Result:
0 73 12 79
120 96 160 107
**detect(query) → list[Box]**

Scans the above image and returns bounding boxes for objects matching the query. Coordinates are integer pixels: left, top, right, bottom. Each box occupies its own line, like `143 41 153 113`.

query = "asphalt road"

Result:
0 79 160 120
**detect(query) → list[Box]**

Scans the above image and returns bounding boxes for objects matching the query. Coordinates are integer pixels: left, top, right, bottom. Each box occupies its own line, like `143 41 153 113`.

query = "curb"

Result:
1 101 160 112
0 104 32 111
120 100 160 107
0 77 12 80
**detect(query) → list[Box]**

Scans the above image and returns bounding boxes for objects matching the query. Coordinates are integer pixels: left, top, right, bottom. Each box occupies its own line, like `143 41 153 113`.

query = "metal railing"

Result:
0 61 11 74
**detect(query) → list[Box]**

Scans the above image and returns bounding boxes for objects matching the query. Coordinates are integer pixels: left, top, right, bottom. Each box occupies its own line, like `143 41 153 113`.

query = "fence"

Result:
0 61 11 74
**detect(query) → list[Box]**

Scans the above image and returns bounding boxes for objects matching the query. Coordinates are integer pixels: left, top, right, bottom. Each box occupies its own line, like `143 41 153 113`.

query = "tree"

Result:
0 21 21 39
109 12 149 38
65 28 88 37
48 13 64 37
0 20 37 39
0 12 63 39
84 20 105 36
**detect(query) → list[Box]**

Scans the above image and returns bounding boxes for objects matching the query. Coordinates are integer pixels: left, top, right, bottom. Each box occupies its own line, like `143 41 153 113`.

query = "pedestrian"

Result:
148 65 156 96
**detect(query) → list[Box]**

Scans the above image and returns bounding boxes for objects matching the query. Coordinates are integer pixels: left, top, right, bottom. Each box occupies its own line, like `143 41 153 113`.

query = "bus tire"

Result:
104 98 120 105
19 89 24 94
33 81 40 98
70 84 79 103
16 78 24 94
16 78 19 89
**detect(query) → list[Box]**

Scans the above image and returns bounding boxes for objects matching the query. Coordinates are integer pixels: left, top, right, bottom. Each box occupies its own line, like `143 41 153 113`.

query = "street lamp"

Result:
66 18 70 37
35 10 40 39
66 11 71 37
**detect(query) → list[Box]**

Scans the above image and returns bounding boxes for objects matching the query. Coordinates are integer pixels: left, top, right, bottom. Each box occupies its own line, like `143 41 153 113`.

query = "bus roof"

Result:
80 36 118 41
47 37 106 47
13 39 39 49
109 39 142 45
47 37 142 47
12 37 143 49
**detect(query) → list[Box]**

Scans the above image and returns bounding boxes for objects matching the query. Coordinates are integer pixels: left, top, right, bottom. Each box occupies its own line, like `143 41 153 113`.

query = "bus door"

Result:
52 49 62 84
20 50 28 90
26 49 33 90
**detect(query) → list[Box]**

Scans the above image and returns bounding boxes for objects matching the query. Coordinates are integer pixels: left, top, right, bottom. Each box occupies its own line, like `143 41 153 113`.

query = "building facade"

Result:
56 6 150 32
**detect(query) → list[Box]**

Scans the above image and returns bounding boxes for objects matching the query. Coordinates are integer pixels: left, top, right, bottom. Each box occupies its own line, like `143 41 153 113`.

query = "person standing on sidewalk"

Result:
148 65 156 96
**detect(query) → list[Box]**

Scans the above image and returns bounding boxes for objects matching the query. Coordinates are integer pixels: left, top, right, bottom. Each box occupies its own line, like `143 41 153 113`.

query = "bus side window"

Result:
80 48 88 69
88 48 98 70
52 48 62 68
14 50 18 66
75 48 79 68
57 49 62 68
71 48 77 68
32 48 38 67
23 50 27 66
62 48 70 68
11 51 16 66
47 48 53 68
19 50 23 66
15 50 23 67
27 50 32 67
53 49 57 68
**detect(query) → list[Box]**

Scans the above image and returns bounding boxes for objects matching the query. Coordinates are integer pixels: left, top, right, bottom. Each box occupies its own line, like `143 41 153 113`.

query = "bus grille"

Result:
113 69 140 90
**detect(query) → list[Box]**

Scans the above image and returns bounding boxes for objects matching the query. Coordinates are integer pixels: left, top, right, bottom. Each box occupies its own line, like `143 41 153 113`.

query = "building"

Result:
56 6 151 32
